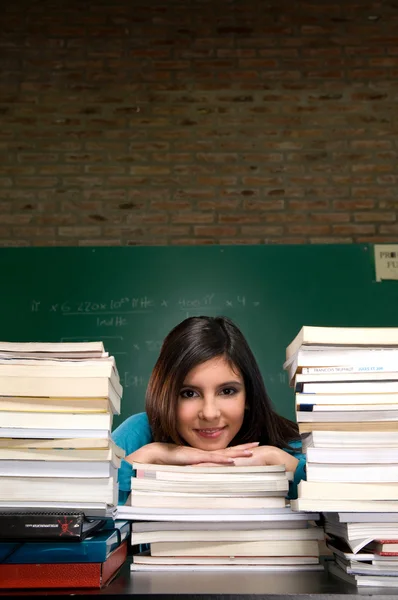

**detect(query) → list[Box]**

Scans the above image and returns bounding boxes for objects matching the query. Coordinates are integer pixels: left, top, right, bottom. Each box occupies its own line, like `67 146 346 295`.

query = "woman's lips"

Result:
194 427 226 439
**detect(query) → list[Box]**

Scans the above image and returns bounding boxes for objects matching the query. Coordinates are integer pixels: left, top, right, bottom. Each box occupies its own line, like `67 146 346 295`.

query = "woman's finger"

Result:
227 442 259 450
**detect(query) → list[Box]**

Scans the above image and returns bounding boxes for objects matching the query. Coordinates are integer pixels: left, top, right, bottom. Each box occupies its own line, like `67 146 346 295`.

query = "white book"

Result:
131 490 286 498
0 411 112 430
0 397 114 414
116 505 319 522
131 478 289 494
302 430 398 449
0 447 125 461
325 511 398 524
0 476 117 504
0 341 105 353
0 460 119 478
329 561 398 587
297 410 398 422
302 365 398 375
151 539 320 557
295 372 398 384
291 498 398 512
299 421 398 433
0 428 110 438
131 552 319 566
286 327 398 360
299 481 398 500
336 558 398 578
0 376 122 402
0 359 117 378
297 393 398 406
284 347 398 370
300 404 398 412
135 470 287 481
131 527 324 546
0 351 109 359
307 463 398 483
131 520 308 532
0 437 118 449
307 447 398 464
132 463 285 474
298 381 398 394
130 563 323 572
129 494 286 510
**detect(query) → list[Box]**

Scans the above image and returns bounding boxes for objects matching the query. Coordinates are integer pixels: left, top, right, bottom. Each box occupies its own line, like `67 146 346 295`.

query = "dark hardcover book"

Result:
0 512 105 542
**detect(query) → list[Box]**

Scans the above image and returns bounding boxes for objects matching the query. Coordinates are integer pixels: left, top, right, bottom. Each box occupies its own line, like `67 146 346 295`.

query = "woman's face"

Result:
176 355 246 451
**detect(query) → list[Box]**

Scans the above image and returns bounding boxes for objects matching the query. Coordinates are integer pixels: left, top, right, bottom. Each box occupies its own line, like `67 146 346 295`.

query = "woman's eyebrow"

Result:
181 380 243 387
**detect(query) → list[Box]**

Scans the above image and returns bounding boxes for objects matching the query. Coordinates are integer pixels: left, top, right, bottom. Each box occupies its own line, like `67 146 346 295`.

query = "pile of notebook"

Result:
0 340 128 589
285 325 398 587
116 462 324 571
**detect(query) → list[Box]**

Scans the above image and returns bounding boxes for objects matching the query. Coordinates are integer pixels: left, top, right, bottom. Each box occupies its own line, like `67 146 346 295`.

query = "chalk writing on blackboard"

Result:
31 295 261 315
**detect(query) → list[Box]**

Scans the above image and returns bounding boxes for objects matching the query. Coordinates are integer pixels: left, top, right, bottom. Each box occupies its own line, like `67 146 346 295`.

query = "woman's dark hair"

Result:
145 316 299 448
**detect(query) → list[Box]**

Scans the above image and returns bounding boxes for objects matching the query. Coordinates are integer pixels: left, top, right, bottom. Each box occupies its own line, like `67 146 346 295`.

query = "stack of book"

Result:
116 462 324 571
0 340 128 589
284 325 398 587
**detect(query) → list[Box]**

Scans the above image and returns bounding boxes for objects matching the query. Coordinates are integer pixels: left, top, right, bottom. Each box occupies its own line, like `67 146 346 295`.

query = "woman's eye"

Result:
221 387 237 396
180 389 198 399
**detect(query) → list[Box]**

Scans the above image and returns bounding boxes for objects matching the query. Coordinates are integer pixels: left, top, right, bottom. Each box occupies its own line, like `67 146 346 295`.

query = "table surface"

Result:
2 560 398 600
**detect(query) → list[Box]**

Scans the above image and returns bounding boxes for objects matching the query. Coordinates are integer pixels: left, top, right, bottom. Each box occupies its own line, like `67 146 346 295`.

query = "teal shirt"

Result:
112 412 306 505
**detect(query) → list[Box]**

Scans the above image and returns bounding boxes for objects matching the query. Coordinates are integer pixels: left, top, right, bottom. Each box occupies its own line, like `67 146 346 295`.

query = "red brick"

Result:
354 212 396 223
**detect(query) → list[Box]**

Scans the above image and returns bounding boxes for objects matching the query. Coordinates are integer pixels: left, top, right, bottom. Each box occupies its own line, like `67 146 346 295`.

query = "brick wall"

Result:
1 0 397 246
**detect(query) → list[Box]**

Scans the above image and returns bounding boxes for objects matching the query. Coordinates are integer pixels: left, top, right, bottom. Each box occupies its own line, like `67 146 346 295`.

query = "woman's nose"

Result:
198 397 221 421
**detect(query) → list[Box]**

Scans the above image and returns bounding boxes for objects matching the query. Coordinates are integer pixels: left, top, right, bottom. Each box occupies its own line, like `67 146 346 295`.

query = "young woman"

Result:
112 316 306 504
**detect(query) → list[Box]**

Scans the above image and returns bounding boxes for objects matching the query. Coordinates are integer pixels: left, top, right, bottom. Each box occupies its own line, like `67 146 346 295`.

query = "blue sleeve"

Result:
283 440 306 500
111 412 153 504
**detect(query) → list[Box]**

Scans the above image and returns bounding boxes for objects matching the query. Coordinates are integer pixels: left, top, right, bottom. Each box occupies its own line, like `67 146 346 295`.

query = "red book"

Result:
374 540 398 556
0 541 127 589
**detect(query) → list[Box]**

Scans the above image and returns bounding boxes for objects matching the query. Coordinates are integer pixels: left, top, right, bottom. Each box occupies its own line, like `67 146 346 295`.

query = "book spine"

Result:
0 514 83 541
296 404 314 412
302 366 398 374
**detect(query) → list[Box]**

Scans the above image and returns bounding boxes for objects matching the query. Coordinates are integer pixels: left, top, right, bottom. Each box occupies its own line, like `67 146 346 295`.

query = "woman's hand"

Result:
231 446 299 473
126 441 259 467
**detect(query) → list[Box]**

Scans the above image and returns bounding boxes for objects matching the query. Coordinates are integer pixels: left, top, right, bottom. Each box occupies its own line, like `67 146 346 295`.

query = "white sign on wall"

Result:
375 245 398 282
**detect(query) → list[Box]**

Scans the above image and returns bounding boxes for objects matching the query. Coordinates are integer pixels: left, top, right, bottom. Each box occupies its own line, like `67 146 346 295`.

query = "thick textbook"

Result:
0 375 122 403
0 460 119 478
0 436 120 450
328 560 398 587
0 521 130 561
0 411 112 431
286 326 398 360
131 552 319 566
302 430 398 449
116 505 319 522
298 481 398 501
0 396 113 414
129 494 286 510
299 421 398 433
0 512 105 542
150 539 320 557
131 527 324 546
132 462 286 474
306 463 398 483
0 540 127 589
0 341 105 354
0 476 118 504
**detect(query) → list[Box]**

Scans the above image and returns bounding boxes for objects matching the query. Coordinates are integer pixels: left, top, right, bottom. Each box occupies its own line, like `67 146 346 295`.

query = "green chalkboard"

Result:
0 245 397 428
